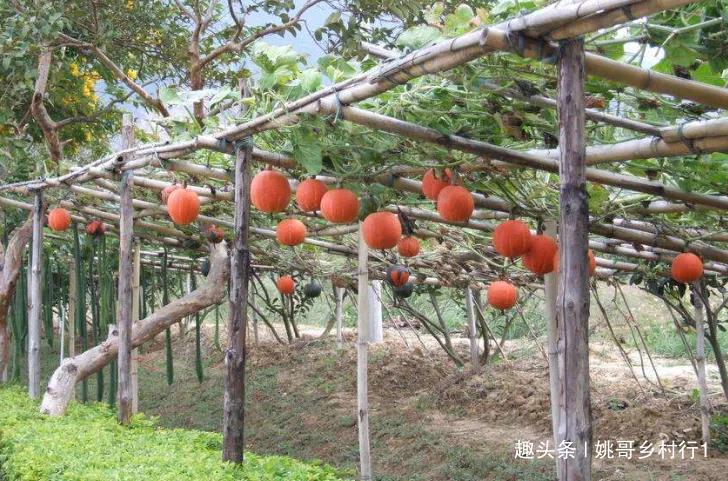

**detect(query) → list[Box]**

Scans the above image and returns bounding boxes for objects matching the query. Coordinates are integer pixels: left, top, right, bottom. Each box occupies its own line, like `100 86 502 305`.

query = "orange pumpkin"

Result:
296 178 328 212
522 234 557 275
251 170 291 213
362 212 402 249
276 218 307 246
205 224 225 244
671 252 703 283
386 265 410 287
167 188 200 225
436 185 474 222
276 275 295 295
493 220 533 259
160 183 181 205
85 220 106 237
553 248 597 276
422 168 452 200
47 208 72 231
320 189 359 224
397 236 420 257
487 281 518 310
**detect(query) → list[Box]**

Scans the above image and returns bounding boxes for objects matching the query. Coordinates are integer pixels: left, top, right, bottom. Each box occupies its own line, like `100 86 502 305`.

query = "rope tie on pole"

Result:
676 123 701 155
621 5 637 21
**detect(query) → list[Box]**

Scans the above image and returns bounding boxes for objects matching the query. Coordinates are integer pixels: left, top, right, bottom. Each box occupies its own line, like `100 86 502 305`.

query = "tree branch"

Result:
30 49 62 163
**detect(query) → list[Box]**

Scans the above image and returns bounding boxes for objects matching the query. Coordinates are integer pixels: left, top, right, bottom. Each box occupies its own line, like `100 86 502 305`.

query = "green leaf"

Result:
396 25 442 49
293 127 323 174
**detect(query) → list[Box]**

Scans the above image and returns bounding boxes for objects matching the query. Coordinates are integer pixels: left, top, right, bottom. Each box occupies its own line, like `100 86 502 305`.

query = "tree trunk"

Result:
555 38 592 481
40 242 229 416
464 287 480 373
0 214 33 383
131 242 140 413
28 191 45 399
223 133 253 462
693 283 711 447
117 113 134 425
544 219 561 471
357 224 372 481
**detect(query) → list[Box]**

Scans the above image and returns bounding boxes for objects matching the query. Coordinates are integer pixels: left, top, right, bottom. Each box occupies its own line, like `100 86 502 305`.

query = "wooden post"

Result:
223 121 254 462
367 281 383 343
464 287 480 373
131 241 141 413
117 113 135 425
357 224 372 481
693 283 711 447
556 38 592 481
28 190 44 399
335 287 345 349
544 218 561 472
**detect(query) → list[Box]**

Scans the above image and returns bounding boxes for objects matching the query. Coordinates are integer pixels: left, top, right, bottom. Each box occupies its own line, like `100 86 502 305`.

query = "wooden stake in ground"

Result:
464 287 480 373
693 283 711 447
544 219 562 478
223 134 254 462
28 191 44 398
555 39 592 481
357 224 372 481
117 113 135 425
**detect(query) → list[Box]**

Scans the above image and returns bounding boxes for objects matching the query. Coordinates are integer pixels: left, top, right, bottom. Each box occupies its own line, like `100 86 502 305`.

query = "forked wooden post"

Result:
544 219 561 473
223 79 254 462
357 224 372 481
28 190 44 398
117 113 135 424
693 283 711 446
555 38 592 481
464 287 480 373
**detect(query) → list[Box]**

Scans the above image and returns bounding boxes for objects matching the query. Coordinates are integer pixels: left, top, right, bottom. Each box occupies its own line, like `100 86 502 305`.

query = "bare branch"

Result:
30 49 62 163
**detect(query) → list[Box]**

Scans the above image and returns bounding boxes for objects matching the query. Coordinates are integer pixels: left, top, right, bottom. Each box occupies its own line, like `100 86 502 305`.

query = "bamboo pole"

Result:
131 241 141 414
356 224 372 481
27 191 44 398
464 287 481 373
693 283 711 447
335 287 345 349
555 39 592 481
117 114 135 425
543 219 561 477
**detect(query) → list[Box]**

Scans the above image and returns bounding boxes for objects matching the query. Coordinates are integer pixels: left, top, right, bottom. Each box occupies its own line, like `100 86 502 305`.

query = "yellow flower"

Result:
69 63 80 77
84 131 92 142
126 68 138 81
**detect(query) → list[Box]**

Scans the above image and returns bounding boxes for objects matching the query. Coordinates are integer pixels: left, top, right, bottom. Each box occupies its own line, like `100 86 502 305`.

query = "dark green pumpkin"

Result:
393 282 414 298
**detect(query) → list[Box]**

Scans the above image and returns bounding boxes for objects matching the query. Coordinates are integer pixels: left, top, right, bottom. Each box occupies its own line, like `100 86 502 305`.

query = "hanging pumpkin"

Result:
553 248 597 276
276 218 307 246
386 265 410 288
85 220 107 237
296 178 328 212
320 189 359 224
397 236 420 257
167 188 200 225
421 168 452 200
304 281 322 298
251 170 291 213
393 282 414 298
487 281 518 310
204 224 225 244
47 208 71 231
160 183 181 205
522 234 558 275
436 185 474 222
276 275 295 295
362 212 402 249
671 252 703 283
493 220 533 259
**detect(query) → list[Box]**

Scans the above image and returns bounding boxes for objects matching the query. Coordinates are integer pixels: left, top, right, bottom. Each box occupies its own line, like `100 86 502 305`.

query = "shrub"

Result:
0 386 347 481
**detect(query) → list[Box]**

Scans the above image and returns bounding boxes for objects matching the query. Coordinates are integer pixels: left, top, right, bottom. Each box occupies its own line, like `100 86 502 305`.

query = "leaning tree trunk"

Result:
0 214 34 383
40 242 229 416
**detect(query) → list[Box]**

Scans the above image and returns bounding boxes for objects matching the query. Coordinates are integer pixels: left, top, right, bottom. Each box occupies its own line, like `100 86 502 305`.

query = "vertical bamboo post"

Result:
464 287 480 373
544 219 561 469
28 190 44 399
223 80 253 463
693 283 711 447
335 287 345 349
357 224 372 481
131 241 141 413
556 38 592 481
367 281 383 343
117 113 135 425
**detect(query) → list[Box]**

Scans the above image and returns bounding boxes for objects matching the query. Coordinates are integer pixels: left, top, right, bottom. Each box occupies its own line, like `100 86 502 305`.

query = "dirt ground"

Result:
134 322 728 481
